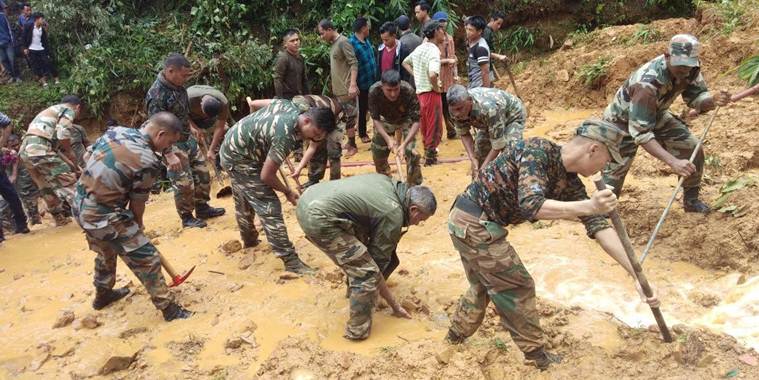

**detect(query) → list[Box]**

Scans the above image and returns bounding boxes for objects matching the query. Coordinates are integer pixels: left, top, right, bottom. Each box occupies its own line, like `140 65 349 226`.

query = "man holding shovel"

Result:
445 119 660 369
73 112 192 321
602 34 730 213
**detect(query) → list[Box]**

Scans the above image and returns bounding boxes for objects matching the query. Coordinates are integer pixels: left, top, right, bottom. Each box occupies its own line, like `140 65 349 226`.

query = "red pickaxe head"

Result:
169 265 195 287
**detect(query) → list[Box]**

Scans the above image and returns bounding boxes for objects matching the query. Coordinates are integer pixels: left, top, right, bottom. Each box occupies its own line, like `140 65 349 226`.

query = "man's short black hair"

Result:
164 53 191 70
201 96 223 118
380 70 401 86
308 107 337 134
491 11 506 22
422 20 441 39
23 3 31 9
415 1 431 12
282 28 299 42
149 112 183 135
61 95 82 105
318 19 335 31
379 21 397 36
32 12 44 21
353 17 369 33
465 15 487 31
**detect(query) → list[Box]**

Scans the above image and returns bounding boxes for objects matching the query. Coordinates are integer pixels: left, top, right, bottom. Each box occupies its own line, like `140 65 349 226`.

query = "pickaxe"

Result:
159 253 195 287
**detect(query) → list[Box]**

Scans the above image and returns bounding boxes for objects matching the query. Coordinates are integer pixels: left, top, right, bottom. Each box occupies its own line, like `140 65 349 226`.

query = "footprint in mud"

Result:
167 334 206 361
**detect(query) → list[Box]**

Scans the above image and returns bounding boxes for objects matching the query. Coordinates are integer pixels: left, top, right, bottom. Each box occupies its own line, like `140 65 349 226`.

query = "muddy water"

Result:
0 108 756 378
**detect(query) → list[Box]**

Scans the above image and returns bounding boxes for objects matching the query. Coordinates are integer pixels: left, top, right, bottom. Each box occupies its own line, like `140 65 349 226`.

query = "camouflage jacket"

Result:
454 87 525 150
464 137 609 238
292 95 344 126
603 55 711 145
187 85 229 130
297 173 409 263
368 80 419 126
73 126 161 230
23 104 77 156
219 99 302 172
70 124 89 167
145 72 190 139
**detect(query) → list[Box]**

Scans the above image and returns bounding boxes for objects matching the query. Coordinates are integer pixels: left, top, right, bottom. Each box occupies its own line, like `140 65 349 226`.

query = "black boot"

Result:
524 348 562 370
30 215 42 225
242 236 261 248
195 203 225 219
445 329 466 344
683 187 711 214
92 287 130 310
181 213 207 228
161 302 193 321
282 254 315 274
15 224 30 234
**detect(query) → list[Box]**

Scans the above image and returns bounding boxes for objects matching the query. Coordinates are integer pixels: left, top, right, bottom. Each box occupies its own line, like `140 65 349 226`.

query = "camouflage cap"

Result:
575 119 626 164
668 34 700 67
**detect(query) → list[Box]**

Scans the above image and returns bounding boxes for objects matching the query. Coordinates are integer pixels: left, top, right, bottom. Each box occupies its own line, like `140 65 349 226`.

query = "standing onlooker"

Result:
376 22 413 85
0 111 31 241
23 12 59 87
0 1 20 83
483 11 510 63
273 29 309 100
414 1 432 37
402 20 444 166
465 16 493 89
431 11 458 139
317 19 359 158
17 3 33 29
397 15 421 89
349 17 377 144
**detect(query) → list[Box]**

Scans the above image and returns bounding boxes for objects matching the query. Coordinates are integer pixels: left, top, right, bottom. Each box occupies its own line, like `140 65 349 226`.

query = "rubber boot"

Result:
683 187 711 214
195 203 225 219
282 254 315 274
445 329 466 344
242 235 261 249
181 213 207 228
15 224 30 234
92 287 131 310
161 302 193 321
524 348 562 370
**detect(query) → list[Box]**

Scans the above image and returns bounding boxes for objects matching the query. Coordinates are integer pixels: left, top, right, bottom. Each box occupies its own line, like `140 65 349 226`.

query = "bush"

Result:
628 24 662 45
737 55 759 86
578 57 609 88
498 26 538 54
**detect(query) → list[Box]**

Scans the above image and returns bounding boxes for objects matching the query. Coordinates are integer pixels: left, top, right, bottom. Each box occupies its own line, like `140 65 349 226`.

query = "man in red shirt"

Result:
375 22 413 88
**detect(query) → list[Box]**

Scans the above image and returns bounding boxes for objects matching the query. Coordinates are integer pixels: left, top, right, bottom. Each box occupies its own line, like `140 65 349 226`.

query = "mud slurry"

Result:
2 9 759 380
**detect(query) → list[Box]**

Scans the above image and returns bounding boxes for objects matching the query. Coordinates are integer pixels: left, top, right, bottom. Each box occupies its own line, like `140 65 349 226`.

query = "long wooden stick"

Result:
394 129 406 182
284 158 303 194
639 106 719 265
594 179 673 343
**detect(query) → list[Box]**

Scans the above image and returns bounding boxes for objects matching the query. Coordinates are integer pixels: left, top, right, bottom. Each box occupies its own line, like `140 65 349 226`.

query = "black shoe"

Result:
525 348 562 370
195 204 225 219
15 225 30 234
181 214 207 228
30 217 42 225
161 302 193 321
92 287 131 310
447 132 458 139
282 255 315 274
243 237 261 248
683 188 711 214
445 329 466 344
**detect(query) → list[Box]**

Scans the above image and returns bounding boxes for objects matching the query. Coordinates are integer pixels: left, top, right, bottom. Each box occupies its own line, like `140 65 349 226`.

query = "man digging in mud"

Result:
219 99 337 274
296 173 437 340
445 119 660 370
447 84 526 178
73 112 192 321
602 34 730 213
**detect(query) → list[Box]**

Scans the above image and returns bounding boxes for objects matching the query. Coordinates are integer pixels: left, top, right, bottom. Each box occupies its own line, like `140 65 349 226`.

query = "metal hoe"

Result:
639 106 720 265
159 253 196 287
594 178 673 343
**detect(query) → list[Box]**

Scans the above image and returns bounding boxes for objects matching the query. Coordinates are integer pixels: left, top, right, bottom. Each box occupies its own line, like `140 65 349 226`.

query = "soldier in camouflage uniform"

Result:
445 119 660 370
73 112 192 321
7 134 41 224
601 34 730 213
69 124 90 168
296 173 437 340
447 84 526 176
187 85 229 163
368 70 423 185
219 99 337 274
19 95 82 226
145 53 225 228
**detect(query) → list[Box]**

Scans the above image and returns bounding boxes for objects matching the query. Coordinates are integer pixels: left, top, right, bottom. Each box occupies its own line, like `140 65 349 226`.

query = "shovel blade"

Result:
169 265 196 287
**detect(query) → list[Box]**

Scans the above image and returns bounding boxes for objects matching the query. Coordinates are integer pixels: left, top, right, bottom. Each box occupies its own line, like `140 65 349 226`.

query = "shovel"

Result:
198 137 232 198
394 129 406 182
159 252 195 287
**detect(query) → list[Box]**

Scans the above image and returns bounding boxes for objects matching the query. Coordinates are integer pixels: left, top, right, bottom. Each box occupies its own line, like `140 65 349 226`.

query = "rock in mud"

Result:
435 347 454 364
688 291 721 308
674 332 706 366
556 69 570 82
238 255 256 270
52 310 75 328
225 337 244 350
79 314 102 330
99 355 135 375
279 273 301 281
119 327 149 339
227 283 244 293
221 240 243 254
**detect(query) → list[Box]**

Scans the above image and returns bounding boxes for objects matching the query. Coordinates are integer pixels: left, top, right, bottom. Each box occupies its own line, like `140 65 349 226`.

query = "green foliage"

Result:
644 0 695 13
737 55 759 86
190 0 250 41
713 176 756 213
493 337 509 352
628 24 662 45
0 83 61 134
578 57 610 88
567 24 592 44
708 0 758 35
498 26 537 54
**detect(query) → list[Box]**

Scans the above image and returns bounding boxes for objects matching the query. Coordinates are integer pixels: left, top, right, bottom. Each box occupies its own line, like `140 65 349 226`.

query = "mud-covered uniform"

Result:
296 174 410 340
73 126 173 310
448 137 609 354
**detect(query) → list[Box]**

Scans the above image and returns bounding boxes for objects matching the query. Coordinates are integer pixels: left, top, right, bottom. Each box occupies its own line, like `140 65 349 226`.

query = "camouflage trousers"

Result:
473 116 526 166
447 197 544 353
298 219 385 340
19 142 76 216
308 129 344 183
14 166 41 222
166 137 211 216
603 111 704 195
371 121 423 185
337 96 358 135
0 197 13 231
81 212 172 310
226 166 297 257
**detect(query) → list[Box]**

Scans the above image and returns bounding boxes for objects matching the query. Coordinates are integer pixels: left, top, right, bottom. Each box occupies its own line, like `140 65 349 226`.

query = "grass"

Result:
0 82 63 133
628 24 662 45
578 57 610 88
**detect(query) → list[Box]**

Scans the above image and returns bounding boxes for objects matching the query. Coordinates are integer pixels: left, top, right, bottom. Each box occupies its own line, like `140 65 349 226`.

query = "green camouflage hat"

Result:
668 34 700 67
575 119 626 164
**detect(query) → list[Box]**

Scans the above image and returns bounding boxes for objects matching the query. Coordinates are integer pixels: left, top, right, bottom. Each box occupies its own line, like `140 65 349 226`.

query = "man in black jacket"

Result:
375 21 413 87
22 12 58 86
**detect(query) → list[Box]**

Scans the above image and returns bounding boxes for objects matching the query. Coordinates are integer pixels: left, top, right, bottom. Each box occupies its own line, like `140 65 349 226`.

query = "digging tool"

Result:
198 137 232 198
593 178 673 343
159 253 195 287
394 129 406 182
278 166 299 196
639 106 720 265
284 157 304 193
